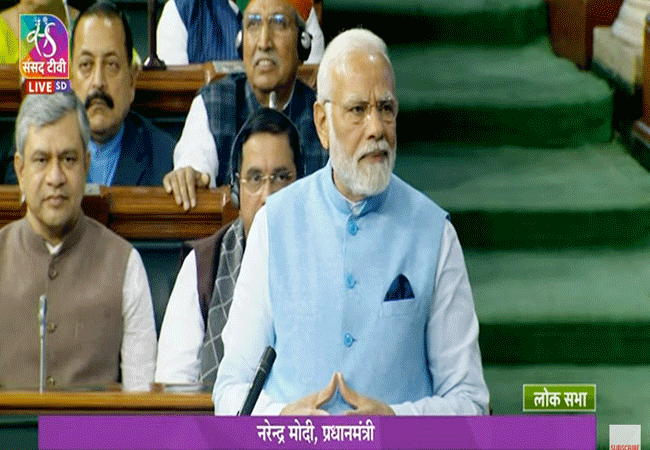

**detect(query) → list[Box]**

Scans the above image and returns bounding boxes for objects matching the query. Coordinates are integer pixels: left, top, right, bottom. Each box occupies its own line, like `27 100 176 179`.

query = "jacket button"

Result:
347 219 358 235
48 267 57 279
345 274 356 289
343 333 355 347
47 323 57 333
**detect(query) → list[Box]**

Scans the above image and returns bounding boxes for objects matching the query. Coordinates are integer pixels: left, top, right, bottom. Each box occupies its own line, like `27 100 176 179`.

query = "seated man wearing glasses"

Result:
155 108 302 389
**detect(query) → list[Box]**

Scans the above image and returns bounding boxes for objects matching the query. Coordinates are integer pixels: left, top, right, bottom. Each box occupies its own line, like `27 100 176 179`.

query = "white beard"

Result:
329 120 396 199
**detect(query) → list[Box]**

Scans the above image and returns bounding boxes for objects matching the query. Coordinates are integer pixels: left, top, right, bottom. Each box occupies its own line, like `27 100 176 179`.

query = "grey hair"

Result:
316 28 393 103
15 92 90 157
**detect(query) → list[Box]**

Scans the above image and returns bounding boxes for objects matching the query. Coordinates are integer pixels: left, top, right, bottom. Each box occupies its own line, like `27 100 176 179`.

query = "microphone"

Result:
38 294 47 393
268 91 277 110
238 346 276 415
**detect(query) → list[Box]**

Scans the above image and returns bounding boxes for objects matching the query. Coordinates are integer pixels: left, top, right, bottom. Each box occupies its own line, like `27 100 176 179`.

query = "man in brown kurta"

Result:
0 92 156 391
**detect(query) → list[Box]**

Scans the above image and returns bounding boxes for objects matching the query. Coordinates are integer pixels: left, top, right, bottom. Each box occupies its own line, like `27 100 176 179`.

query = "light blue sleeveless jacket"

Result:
264 162 448 413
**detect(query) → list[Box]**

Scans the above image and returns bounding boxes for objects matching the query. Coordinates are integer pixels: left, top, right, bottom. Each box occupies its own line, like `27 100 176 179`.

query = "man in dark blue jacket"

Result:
69 0 175 186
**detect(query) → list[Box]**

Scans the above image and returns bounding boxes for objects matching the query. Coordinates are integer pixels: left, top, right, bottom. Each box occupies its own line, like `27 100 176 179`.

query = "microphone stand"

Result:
38 295 47 393
238 346 276 415
142 0 165 70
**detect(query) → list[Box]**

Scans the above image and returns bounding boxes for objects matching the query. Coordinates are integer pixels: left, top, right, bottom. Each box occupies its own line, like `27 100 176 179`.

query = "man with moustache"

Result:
213 29 489 415
68 0 175 186
0 92 156 390
163 0 327 210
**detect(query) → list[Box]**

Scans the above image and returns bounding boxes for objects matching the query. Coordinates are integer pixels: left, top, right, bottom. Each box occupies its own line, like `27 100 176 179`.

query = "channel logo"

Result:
19 14 70 94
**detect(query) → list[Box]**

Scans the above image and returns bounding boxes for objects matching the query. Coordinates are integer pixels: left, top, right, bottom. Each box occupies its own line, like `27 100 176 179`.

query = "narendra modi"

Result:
212 28 489 416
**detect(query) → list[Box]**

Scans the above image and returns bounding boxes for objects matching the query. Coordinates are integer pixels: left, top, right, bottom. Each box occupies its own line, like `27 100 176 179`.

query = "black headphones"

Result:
228 125 246 209
228 108 304 209
236 17 312 62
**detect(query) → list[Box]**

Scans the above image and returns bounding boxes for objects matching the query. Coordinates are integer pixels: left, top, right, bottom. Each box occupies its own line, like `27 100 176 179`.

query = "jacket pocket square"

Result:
384 274 414 301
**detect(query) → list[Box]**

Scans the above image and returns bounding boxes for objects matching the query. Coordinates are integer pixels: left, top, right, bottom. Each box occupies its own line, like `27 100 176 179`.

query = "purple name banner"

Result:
39 415 595 450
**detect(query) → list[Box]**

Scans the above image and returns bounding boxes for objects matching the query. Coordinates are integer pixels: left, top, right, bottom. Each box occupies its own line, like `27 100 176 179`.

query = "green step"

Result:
324 0 548 45
479 322 650 365
391 38 613 147
484 365 650 450
467 249 650 323
470 247 650 365
394 140 650 248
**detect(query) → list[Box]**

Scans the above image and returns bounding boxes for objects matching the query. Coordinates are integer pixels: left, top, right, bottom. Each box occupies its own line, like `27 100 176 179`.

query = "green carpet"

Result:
480 322 650 364
328 0 545 15
468 249 650 323
324 0 548 45
394 140 650 247
396 141 650 211
392 38 613 147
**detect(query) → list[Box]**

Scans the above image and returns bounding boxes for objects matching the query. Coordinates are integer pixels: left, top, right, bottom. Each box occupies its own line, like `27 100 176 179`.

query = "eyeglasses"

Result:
324 99 398 125
244 13 293 36
237 171 295 195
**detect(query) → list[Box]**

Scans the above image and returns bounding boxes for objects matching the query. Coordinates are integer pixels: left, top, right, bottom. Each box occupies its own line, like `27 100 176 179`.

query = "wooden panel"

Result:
133 63 208 116
0 186 28 224
0 185 238 240
0 65 22 113
0 63 318 115
104 186 237 240
585 0 625 67
546 0 623 69
0 390 213 414
547 0 587 67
